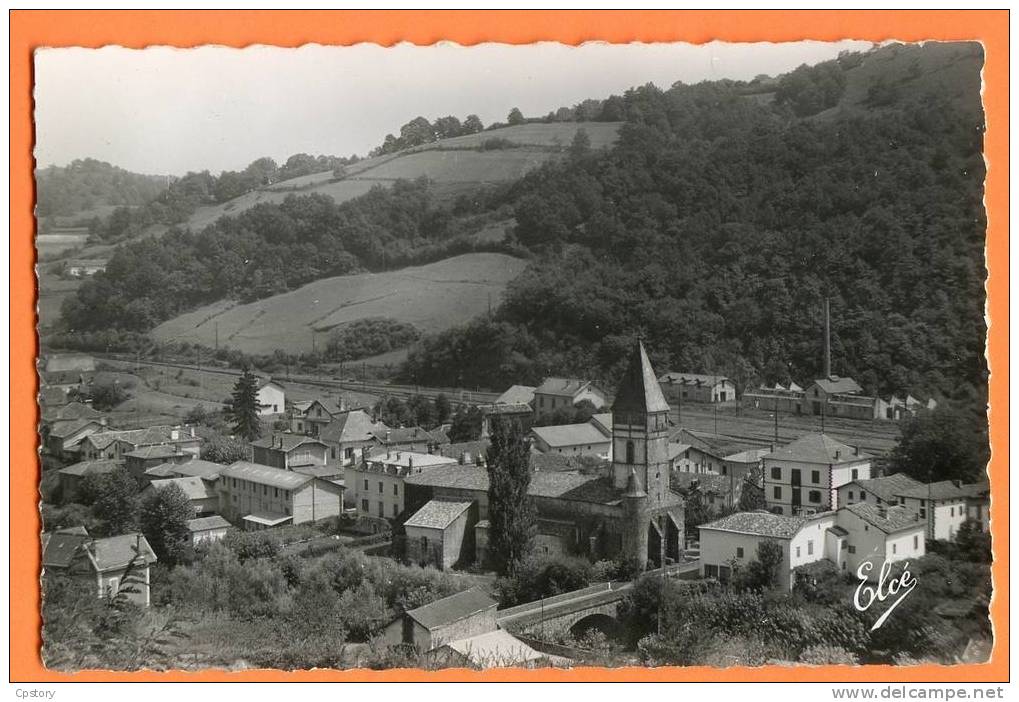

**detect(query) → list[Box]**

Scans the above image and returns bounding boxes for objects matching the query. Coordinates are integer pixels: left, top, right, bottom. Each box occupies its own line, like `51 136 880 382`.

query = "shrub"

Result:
222 530 282 562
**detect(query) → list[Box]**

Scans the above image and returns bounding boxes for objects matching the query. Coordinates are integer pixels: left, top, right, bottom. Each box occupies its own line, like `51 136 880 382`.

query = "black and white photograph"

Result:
34 38 991 672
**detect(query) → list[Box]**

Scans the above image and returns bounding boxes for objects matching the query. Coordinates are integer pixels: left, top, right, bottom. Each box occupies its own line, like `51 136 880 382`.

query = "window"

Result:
393 484 399 496
796 546 801 558
920 507 926 519
811 470 820 484
345 447 353 459
722 466 728 476
378 481 384 494
232 478 237 488
773 486 782 499
331 448 337 459
809 490 821 503
736 547 744 559
361 499 368 512
848 491 854 501
950 507 955 517
274 488 278 498
378 502 384 518
807 540 814 556
851 469 859 480
363 479 368 490
771 467 781 480
848 545 857 554
914 535 919 549
626 440 635 464
892 543 897 554
393 504 399 517
704 564 719 578
263 485 267 496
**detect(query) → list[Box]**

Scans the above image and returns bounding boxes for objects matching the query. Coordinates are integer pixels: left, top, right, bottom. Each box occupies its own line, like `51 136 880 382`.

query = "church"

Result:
400 339 686 571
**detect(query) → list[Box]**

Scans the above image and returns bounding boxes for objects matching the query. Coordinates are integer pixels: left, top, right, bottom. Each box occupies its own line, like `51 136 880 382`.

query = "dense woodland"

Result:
55 43 987 431
36 159 168 220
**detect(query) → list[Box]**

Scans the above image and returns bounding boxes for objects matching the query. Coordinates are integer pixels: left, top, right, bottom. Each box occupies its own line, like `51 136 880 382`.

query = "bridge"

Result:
495 560 700 638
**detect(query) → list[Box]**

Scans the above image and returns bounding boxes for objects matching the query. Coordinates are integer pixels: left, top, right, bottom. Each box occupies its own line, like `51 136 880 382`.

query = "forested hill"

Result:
401 42 987 410
35 159 168 221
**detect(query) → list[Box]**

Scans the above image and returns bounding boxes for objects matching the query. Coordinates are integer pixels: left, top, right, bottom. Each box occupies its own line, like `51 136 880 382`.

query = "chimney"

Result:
407 456 413 471
854 445 860 456
824 297 832 379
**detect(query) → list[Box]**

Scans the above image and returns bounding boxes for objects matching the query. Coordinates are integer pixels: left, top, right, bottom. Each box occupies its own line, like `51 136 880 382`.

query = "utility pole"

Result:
214 322 219 353
824 296 832 379
713 403 718 435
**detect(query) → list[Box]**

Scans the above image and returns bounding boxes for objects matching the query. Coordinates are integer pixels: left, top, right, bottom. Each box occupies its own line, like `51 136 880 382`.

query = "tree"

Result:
138 482 193 566
569 127 592 159
888 407 988 484
485 419 535 574
434 394 452 424
228 368 262 441
463 114 484 134
448 405 483 443
84 380 130 410
737 479 767 512
734 540 784 591
198 428 250 464
85 467 140 536
507 107 525 125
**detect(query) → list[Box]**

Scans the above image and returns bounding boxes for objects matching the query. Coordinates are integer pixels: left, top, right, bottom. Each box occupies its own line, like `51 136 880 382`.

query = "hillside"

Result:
183 122 621 231
35 158 167 221
150 253 528 356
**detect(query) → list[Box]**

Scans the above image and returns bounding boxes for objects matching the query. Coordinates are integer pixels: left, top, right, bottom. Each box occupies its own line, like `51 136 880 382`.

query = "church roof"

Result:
611 340 670 415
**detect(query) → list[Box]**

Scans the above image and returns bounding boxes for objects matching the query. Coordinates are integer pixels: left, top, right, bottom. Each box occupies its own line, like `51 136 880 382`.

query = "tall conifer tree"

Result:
485 419 535 574
230 368 262 441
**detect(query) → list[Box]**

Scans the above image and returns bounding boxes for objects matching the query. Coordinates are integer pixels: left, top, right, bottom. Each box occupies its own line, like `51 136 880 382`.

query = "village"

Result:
37 329 992 669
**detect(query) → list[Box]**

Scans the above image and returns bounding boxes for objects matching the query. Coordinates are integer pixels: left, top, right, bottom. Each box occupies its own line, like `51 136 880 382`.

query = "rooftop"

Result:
844 502 924 534
672 472 734 495
365 451 459 470
85 425 198 451
48 417 103 439
404 500 474 530
813 376 864 395
42 401 102 423
319 409 386 444
58 458 124 478
405 463 626 506
187 515 232 532
659 372 730 386
42 529 91 568
534 377 593 398
221 461 314 490
851 473 924 503
895 480 970 501
494 385 536 405
764 433 870 465
699 511 808 539
440 629 550 666
531 422 610 449
124 444 187 460
611 341 670 416
405 588 497 630
251 433 327 452
480 402 533 416
147 476 217 501
90 533 158 571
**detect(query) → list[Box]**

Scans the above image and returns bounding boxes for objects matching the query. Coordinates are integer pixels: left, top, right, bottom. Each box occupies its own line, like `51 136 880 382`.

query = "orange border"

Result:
10 9 1008 683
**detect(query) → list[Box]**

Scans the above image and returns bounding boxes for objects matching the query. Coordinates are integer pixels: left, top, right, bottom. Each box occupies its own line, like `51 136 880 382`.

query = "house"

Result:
41 400 102 424
762 433 872 515
403 499 477 570
403 339 685 570
256 379 286 416
668 442 725 476
64 259 107 277
838 503 926 576
495 385 536 406
659 372 736 404
371 426 448 455
348 450 459 520
532 377 607 419
530 421 611 458
741 383 806 414
381 587 498 650
79 425 201 462
667 428 759 476
960 481 991 532
187 515 232 546
42 528 158 606
290 397 346 437
43 417 106 461
124 443 196 478
698 505 925 589
57 459 124 503
837 473 924 509
143 476 220 517
318 409 388 468
250 433 329 471
722 447 770 484
894 480 970 541
426 629 565 668
805 376 884 421
217 461 345 529
479 402 533 438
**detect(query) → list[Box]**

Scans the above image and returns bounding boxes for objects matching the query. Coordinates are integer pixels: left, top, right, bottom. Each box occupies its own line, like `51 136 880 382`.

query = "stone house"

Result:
186 515 232 546
42 528 158 607
894 480 970 541
530 421 611 458
348 450 458 521
250 433 329 471
659 372 736 404
532 377 607 419
217 461 345 529
403 499 477 570
255 379 286 416
381 588 498 651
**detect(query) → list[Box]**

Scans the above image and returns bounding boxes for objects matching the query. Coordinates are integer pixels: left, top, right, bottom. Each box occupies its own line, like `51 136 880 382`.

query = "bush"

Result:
495 555 595 607
223 530 282 562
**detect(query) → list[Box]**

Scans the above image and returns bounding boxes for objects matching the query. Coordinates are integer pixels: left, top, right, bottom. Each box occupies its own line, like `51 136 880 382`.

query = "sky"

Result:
34 40 872 176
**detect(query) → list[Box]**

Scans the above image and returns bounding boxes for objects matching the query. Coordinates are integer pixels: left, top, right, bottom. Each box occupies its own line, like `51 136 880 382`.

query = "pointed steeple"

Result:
612 339 670 415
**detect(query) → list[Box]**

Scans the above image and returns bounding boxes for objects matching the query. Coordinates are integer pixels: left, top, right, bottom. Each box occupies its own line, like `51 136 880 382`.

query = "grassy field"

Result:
150 252 528 356
184 122 622 231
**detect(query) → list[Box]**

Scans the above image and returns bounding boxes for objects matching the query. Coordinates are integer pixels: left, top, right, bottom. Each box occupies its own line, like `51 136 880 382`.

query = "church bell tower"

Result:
611 339 672 507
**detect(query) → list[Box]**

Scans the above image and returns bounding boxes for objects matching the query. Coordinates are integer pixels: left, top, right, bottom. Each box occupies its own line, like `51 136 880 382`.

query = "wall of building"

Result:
532 435 609 458
257 385 285 416
699 530 790 587
765 457 870 515
191 526 229 546
899 496 967 541
430 608 498 650
292 479 344 524
348 466 408 520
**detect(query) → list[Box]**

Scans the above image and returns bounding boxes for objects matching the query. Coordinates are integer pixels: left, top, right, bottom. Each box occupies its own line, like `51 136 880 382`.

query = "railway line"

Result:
95 354 898 454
